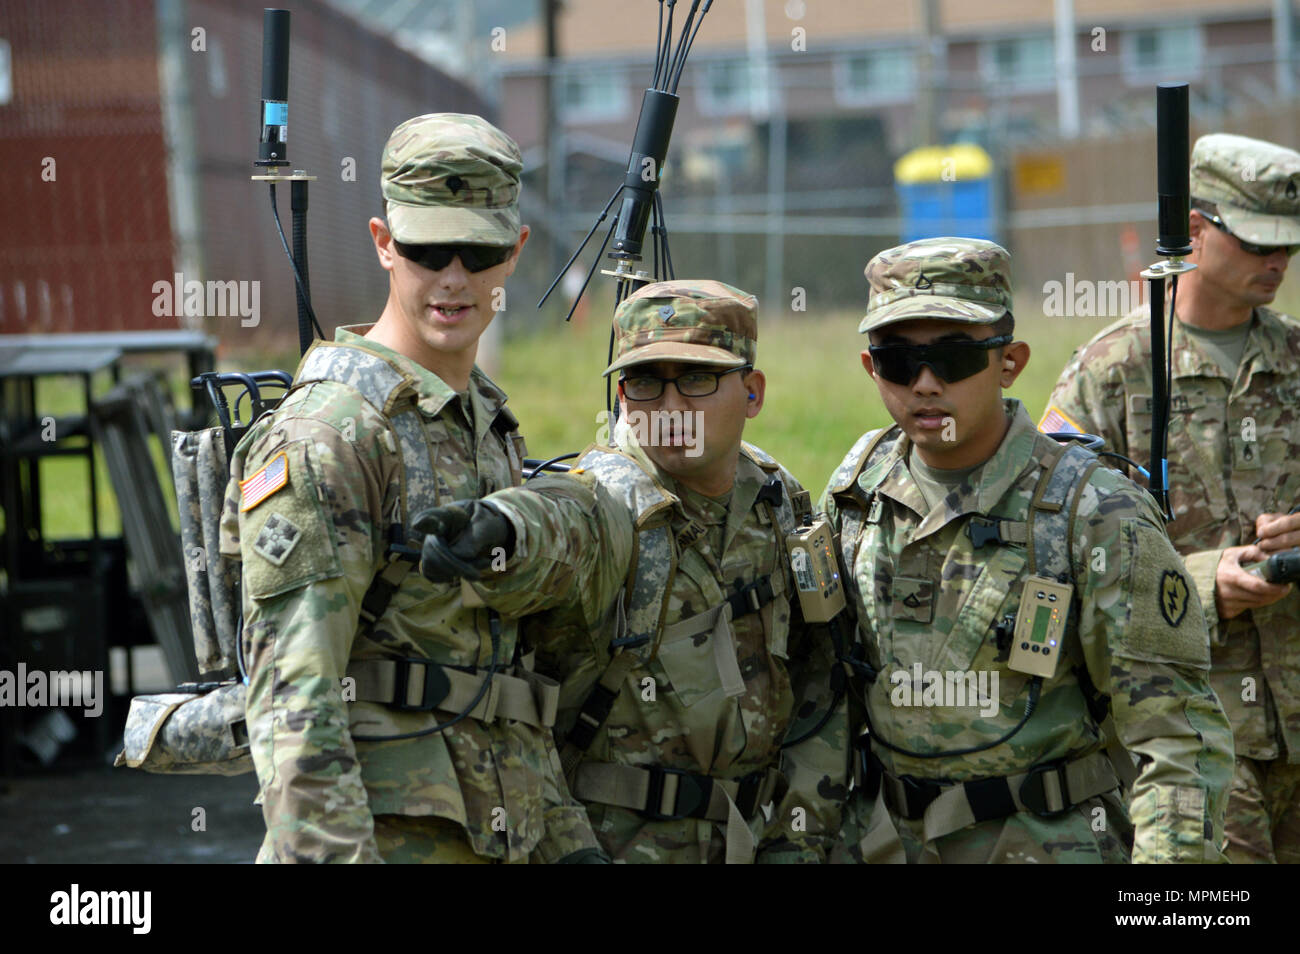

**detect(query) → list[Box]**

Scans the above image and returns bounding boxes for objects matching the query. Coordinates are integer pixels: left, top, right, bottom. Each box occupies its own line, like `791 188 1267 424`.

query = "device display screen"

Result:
1031 604 1052 643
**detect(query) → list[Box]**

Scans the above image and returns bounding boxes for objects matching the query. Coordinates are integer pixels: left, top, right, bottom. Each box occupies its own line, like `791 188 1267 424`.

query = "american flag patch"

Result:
1038 405 1083 435
240 451 289 512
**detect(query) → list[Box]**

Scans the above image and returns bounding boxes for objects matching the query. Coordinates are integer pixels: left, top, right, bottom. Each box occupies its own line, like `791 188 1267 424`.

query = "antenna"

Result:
539 0 714 412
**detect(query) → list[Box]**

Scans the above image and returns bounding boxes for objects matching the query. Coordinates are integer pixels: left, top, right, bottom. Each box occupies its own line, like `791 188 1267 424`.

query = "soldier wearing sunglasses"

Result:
824 237 1231 863
413 280 847 863
221 113 601 863
1047 133 1300 863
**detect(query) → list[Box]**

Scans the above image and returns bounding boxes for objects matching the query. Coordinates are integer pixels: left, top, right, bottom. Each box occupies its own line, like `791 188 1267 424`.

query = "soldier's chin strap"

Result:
1143 82 1196 523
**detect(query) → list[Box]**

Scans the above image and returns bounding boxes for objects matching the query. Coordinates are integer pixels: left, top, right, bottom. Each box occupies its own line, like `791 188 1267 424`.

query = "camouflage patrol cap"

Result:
1191 133 1300 245
603 280 757 376
381 113 522 246
859 237 1012 334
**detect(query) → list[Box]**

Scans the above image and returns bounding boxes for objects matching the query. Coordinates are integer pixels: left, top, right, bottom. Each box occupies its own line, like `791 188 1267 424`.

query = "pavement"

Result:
0 766 264 864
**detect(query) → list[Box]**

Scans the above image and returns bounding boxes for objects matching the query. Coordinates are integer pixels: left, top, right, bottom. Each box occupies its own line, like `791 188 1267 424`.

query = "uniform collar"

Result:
1171 307 1292 381
863 399 1038 540
333 324 511 436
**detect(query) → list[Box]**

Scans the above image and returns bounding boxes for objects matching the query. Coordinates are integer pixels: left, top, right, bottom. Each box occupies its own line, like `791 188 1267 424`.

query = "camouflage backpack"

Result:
116 340 528 774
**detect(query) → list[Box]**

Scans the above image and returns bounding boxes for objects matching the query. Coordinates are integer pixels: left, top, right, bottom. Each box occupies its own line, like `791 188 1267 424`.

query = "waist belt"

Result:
573 762 778 822
867 748 1119 844
573 762 781 864
348 657 559 729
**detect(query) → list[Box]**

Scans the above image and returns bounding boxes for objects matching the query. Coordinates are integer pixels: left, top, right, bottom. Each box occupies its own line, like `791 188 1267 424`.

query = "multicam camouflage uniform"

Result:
216 114 598 864
830 238 1233 863
459 282 847 863
1046 134 1300 863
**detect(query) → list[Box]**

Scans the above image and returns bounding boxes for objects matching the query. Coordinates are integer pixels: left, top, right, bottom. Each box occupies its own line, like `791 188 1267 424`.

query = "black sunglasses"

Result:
1201 212 1300 257
393 240 515 273
868 334 1013 385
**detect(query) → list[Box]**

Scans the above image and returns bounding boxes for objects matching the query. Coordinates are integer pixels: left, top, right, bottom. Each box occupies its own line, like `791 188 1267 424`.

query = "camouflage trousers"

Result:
373 815 532 864
1223 756 1300 864
832 783 1132 864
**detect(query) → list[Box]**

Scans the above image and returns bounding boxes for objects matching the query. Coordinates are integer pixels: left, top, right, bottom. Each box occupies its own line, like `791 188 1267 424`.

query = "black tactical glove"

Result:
412 500 515 583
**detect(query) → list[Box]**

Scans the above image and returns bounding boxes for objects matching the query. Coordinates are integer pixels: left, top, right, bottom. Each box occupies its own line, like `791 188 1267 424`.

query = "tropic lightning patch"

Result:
1159 570 1190 627
239 451 289 511
252 512 303 566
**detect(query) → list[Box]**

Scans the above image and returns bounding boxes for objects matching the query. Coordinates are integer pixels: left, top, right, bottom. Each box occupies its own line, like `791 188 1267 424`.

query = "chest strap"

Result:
572 762 782 864
560 573 778 774
347 657 558 730
868 748 1119 843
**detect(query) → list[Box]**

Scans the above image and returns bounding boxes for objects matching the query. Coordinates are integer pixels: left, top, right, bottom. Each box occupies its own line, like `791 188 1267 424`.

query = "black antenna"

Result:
1142 83 1194 520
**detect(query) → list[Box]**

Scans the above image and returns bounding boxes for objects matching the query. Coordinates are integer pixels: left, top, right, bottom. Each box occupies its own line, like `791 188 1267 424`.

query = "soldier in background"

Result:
415 281 847 863
1046 133 1300 863
219 113 601 863
829 237 1232 863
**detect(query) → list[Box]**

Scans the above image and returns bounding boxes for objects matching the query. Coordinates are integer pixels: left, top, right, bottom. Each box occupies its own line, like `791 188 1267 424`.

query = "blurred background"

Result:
3 0 1300 860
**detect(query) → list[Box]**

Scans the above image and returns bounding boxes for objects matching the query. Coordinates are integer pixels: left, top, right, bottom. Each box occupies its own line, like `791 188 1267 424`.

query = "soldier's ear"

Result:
1000 341 1030 386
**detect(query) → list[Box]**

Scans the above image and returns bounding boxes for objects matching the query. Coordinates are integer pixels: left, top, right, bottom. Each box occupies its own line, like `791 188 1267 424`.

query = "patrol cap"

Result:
381 113 523 246
1191 133 1300 245
603 279 757 376
859 237 1013 334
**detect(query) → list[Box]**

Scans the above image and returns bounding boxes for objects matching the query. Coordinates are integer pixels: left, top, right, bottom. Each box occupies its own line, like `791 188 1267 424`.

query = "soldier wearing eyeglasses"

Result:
412 280 847 863
1046 133 1300 863
219 114 602 863
826 237 1231 863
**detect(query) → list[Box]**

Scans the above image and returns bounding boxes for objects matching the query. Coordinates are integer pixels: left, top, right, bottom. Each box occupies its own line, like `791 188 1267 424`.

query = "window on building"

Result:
982 35 1055 89
560 66 628 124
0 39 11 106
698 59 768 116
836 47 917 104
1124 25 1202 81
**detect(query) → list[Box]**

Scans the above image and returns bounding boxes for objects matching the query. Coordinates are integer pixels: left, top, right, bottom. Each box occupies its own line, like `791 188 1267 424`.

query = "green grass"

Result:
16 304 1121 542
497 304 1119 493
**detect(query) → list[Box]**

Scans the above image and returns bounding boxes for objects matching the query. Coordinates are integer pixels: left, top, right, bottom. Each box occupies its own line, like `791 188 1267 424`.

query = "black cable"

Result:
652 0 665 87
670 0 712 91
658 0 677 90
1098 450 1150 480
857 676 1043 759
1165 273 1177 497
668 0 701 90
654 191 675 279
538 185 624 309
566 215 619 322
268 184 324 340
525 451 580 480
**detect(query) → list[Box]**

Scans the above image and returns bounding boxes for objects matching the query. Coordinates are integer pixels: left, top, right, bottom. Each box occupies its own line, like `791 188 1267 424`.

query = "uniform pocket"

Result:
654 619 723 708
241 440 343 600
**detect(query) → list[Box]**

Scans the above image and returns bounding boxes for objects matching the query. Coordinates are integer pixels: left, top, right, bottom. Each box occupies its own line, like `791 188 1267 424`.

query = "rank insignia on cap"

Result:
253 512 303 566
1159 570 1189 627
240 451 289 512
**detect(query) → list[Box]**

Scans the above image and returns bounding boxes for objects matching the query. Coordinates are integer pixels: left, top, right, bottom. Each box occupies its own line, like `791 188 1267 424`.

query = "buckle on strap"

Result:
726 574 775 620
640 766 715 821
388 657 452 713
1018 760 1072 817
